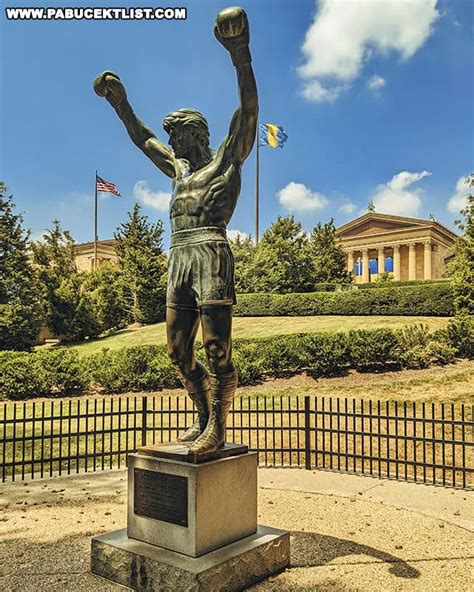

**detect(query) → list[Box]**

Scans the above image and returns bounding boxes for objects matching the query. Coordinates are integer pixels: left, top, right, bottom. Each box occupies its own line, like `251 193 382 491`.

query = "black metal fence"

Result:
1 395 472 489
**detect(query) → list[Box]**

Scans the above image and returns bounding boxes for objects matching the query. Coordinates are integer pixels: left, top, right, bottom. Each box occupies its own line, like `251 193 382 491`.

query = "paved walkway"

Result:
1 468 473 591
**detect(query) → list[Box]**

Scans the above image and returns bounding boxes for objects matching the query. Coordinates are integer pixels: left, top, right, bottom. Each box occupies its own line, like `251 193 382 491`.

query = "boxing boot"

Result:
189 370 238 454
177 362 211 443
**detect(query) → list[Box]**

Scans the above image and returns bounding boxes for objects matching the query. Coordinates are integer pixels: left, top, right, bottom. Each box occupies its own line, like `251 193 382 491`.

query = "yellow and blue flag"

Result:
258 123 288 148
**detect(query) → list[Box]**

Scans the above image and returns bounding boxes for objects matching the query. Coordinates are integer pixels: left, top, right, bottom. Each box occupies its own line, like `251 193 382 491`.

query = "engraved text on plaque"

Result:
134 468 188 527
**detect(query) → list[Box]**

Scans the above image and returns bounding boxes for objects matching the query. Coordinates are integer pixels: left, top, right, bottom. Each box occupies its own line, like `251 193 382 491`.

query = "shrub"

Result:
397 323 431 349
235 283 454 317
301 332 349 377
425 341 456 366
0 302 44 352
313 283 338 292
399 345 431 369
84 345 180 393
356 279 451 289
36 349 87 394
233 341 267 385
0 351 50 400
397 323 460 369
1 320 469 400
436 315 474 359
347 329 400 370
258 334 305 377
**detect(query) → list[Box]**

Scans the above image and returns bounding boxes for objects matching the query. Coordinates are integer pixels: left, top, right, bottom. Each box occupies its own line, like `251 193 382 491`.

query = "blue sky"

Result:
1 0 473 247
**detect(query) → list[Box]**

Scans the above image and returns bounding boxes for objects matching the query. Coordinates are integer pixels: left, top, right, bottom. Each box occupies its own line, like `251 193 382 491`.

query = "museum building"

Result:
335 213 458 283
75 239 119 271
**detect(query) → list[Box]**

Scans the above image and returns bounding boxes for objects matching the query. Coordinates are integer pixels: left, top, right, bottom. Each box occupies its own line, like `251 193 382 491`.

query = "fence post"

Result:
141 396 148 447
304 395 311 470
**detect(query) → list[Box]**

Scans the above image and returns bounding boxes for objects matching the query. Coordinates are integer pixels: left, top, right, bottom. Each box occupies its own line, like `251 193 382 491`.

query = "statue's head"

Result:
163 109 211 161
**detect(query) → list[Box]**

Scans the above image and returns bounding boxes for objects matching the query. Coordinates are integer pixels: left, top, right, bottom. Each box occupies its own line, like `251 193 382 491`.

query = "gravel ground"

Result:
1 468 473 592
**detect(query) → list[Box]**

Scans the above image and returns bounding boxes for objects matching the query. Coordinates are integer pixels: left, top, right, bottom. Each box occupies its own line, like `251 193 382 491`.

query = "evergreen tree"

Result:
32 219 77 278
246 216 316 293
448 174 474 315
0 182 44 350
31 220 81 338
81 263 127 333
114 203 167 324
309 218 352 284
229 234 255 293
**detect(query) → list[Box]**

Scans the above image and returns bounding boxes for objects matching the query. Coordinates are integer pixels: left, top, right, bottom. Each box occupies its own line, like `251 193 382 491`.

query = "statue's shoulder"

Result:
174 158 192 179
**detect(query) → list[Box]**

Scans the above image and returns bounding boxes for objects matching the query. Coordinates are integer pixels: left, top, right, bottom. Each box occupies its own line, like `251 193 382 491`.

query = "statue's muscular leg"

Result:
166 307 210 442
189 304 237 454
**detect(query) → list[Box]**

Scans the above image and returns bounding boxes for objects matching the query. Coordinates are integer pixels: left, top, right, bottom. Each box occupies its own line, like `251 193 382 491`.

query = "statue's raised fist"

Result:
93 71 127 106
214 7 250 63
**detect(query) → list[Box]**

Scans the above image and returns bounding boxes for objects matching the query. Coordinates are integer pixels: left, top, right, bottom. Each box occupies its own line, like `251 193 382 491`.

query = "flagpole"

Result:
94 170 98 270
255 126 260 245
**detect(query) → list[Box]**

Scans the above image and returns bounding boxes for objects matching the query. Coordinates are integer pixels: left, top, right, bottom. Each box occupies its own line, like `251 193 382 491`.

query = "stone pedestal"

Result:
91 443 290 591
91 526 290 592
128 446 257 557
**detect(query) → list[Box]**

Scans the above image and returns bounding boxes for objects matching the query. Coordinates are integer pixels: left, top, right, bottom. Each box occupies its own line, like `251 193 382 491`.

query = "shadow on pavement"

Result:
290 531 420 579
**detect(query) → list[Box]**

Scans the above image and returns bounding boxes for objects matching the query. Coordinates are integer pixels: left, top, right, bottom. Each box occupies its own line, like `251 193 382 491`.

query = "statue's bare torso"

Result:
170 145 240 232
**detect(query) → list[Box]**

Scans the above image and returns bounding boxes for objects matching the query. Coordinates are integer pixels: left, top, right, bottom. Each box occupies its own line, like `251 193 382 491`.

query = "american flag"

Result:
96 175 121 197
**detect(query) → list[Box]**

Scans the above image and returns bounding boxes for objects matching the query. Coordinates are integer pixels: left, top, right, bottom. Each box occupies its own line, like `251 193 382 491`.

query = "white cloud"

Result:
298 0 439 102
277 182 329 213
447 176 472 213
339 202 356 215
368 75 386 90
227 229 249 241
133 180 170 212
371 171 431 216
300 80 347 103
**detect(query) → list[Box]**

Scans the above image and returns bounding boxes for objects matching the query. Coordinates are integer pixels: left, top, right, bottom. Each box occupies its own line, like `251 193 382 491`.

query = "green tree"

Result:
309 218 352 284
115 203 167 324
0 182 44 350
448 174 474 315
31 220 80 340
246 216 316 293
51 274 101 341
229 234 255 293
82 263 127 332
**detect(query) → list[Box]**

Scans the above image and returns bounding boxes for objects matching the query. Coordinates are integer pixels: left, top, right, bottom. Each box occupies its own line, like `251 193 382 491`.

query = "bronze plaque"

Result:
134 469 188 527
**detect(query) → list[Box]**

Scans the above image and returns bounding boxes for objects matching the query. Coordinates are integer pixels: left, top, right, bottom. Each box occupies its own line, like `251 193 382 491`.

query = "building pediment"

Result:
336 213 428 239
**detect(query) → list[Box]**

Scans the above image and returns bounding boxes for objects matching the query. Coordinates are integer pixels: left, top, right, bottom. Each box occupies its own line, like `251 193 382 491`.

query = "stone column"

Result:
347 250 354 275
424 240 432 280
393 244 401 281
408 242 416 281
378 246 385 275
361 249 370 283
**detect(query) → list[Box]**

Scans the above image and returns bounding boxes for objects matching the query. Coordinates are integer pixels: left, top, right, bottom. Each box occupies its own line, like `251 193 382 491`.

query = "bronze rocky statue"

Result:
93 7 258 454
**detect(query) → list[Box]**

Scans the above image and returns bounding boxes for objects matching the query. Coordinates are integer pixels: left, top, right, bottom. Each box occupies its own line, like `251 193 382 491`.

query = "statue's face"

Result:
168 126 194 159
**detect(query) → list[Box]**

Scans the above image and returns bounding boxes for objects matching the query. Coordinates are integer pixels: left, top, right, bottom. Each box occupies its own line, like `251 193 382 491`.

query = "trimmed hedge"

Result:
355 279 451 290
0 349 86 400
0 317 470 399
235 283 454 317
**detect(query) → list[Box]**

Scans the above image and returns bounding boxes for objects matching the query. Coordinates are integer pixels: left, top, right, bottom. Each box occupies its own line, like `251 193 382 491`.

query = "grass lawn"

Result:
64 315 452 356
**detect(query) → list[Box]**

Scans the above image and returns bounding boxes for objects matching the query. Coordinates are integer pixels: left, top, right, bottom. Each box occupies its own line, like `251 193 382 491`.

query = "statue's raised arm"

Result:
215 7 258 164
93 71 175 178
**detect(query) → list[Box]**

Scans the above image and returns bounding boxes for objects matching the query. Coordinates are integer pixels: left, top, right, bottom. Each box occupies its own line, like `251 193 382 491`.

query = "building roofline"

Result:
76 238 117 248
336 212 458 241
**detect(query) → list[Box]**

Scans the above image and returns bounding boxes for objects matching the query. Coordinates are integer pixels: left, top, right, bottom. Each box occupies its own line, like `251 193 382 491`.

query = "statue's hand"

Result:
93 71 127 107
214 7 251 66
